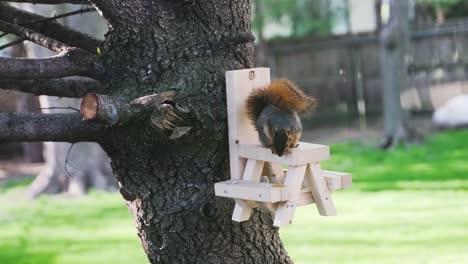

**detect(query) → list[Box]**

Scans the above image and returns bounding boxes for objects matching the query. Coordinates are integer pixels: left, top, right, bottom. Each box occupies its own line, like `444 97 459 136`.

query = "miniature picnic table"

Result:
215 68 351 227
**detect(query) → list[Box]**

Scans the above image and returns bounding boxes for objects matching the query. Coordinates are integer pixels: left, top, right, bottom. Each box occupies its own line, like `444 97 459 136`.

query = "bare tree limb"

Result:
81 91 177 126
81 93 133 125
0 20 70 53
80 91 192 139
0 78 106 97
0 112 107 143
0 49 103 80
0 0 89 5
0 3 101 53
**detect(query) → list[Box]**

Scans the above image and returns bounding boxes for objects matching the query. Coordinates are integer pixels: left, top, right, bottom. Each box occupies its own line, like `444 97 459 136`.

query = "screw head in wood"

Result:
249 71 255 80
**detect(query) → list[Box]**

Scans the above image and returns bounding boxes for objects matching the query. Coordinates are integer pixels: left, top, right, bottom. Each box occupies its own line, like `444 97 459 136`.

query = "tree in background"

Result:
416 0 468 23
5 3 116 198
377 0 420 148
0 1 292 262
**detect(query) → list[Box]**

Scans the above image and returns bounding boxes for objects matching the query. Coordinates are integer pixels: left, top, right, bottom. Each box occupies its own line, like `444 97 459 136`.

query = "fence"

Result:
264 21 468 121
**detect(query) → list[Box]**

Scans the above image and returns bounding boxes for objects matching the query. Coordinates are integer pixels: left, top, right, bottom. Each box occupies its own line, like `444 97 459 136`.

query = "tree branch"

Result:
80 92 193 139
0 112 107 143
0 3 101 53
0 0 89 5
0 78 106 97
0 20 70 53
81 91 177 125
0 49 103 80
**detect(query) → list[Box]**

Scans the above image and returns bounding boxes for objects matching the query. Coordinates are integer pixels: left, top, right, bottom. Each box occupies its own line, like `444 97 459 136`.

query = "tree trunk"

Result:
92 0 292 263
377 0 419 148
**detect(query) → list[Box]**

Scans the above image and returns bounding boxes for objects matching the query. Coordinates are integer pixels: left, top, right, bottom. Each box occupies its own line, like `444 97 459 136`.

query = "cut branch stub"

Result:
134 91 192 139
150 102 192 139
81 93 132 126
131 90 177 110
80 91 192 139
81 93 99 120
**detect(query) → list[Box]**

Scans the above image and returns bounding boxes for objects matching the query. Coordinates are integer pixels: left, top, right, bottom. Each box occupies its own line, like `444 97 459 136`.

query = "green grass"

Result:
0 191 148 264
1 130 468 264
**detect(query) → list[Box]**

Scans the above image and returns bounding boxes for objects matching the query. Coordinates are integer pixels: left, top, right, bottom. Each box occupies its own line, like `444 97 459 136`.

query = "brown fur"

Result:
246 79 316 123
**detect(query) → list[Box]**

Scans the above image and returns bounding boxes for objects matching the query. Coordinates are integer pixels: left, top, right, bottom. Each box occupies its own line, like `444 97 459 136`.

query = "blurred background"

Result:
1 1 467 263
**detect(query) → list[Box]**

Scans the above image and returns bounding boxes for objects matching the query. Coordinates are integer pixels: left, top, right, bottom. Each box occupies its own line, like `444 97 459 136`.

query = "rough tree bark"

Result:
0 1 293 263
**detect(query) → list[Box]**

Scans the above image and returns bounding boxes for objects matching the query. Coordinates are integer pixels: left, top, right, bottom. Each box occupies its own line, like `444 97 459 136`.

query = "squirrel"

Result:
246 79 316 157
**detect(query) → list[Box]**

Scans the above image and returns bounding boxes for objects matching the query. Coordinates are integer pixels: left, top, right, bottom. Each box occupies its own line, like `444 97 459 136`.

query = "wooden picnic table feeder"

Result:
214 68 352 227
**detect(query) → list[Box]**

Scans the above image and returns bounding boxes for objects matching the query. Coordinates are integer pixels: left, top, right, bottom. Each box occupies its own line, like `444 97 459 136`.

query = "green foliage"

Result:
416 0 468 19
253 0 332 38
417 0 464 8
1 131 468 263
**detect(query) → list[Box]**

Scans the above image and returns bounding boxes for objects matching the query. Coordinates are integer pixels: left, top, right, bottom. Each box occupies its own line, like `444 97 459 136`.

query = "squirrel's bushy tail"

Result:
246 79 317 122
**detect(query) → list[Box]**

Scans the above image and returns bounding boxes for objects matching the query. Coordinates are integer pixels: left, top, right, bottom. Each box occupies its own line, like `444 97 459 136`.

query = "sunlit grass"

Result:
0 191 148 264
281 190 468 264
323 130 468 192
1 130 468 263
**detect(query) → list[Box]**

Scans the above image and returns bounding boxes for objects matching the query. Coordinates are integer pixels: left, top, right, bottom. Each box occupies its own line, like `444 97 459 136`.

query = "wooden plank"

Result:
282 168 352 191
262 162 285 184
322 170 352 190
238 142 330 166
214 180 289 203
231 159 265 222
273 165 307 227
233 199 257 209
306 163 336 216
226 68 270 180
297 191 314 207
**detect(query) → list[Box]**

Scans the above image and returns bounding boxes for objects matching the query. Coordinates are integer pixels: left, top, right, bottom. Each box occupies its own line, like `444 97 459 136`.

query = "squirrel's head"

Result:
270 127 297 157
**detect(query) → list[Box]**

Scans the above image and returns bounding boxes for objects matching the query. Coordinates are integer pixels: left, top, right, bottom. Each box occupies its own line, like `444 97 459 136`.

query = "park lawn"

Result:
1 130 468 264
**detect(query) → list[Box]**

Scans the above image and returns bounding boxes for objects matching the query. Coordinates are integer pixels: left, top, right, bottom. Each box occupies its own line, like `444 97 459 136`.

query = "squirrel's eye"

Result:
286 129 290 135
